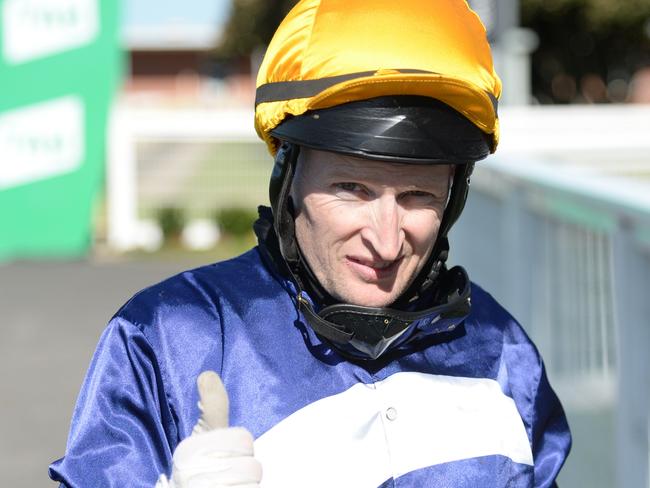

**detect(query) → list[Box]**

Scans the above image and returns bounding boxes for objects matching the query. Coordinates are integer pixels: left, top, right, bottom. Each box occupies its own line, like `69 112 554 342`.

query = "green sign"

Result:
0 0 122 260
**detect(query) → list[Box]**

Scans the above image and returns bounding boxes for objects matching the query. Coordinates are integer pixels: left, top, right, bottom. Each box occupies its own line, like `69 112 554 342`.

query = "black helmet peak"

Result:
270 96 491 165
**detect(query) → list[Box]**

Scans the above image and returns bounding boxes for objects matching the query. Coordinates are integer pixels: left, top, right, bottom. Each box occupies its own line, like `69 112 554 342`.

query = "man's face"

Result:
291 148 451 308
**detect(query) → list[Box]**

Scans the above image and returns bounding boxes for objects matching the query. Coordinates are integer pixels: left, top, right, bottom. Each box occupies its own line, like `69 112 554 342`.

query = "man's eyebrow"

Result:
322 165 365 179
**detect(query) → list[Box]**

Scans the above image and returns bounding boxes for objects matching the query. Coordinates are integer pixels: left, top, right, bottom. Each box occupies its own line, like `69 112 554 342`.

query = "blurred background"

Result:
1 0 649 486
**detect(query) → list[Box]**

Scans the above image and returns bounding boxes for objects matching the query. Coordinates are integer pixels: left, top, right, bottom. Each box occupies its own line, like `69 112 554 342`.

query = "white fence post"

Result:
612 222 650 488
107 104 138 251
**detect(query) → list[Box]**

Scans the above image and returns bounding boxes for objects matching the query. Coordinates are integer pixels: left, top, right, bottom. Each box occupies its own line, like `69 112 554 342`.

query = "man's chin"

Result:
335 286 402 309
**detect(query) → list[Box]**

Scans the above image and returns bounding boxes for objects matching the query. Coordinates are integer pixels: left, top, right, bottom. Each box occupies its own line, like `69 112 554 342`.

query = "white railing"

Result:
450 151 650 488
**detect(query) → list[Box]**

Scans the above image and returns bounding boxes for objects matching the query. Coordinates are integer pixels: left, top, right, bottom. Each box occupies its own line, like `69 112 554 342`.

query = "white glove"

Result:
156 371 262 488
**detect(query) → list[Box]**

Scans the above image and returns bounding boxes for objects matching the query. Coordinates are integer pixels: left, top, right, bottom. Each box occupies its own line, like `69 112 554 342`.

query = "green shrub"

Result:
157 207 184 241
215 207 257 237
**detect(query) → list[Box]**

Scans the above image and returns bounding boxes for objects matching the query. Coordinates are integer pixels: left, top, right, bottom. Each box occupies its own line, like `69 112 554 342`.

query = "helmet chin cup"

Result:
297 266 472 361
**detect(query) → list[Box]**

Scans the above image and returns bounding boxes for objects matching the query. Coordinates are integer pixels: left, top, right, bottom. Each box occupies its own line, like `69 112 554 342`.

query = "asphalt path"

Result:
0 259 196 487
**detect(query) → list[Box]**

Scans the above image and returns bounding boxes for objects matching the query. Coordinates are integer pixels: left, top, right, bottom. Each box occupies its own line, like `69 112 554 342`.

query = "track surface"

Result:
0 259 193 487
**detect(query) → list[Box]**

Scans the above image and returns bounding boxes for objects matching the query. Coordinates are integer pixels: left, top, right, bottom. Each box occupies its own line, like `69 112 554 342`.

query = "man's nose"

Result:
361 194 404 261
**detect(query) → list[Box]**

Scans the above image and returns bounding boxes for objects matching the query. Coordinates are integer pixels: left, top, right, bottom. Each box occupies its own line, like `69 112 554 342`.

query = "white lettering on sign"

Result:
0 96 85 190
2 0 99 64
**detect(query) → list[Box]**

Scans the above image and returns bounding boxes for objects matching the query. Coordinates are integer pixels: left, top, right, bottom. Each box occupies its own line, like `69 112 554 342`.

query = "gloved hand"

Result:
156 371 262 488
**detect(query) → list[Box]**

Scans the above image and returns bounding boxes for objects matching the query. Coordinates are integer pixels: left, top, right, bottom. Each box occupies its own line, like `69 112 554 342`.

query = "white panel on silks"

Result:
254 372 533 488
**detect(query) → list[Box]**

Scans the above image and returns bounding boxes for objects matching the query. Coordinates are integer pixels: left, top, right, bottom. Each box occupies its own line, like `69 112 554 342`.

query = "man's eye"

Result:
404 190 431 198
334 182 363 192
401 190 439 203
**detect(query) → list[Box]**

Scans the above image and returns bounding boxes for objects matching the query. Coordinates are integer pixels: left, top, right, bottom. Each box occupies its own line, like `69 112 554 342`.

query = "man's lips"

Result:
345 256 403 281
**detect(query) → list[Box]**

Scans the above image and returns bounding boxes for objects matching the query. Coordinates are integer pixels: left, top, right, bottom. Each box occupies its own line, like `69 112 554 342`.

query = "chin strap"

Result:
268 142 336 306
295 265 471 360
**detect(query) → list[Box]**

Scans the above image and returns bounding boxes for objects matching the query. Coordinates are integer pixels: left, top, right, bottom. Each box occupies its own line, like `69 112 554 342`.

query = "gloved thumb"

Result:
192 370 229 434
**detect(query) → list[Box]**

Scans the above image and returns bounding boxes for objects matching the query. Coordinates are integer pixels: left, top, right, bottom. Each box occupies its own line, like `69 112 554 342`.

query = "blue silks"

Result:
49 247 570 487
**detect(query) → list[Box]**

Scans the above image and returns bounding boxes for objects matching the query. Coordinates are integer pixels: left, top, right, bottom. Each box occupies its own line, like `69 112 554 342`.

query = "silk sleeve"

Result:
530 362 572 488
48 317 177 487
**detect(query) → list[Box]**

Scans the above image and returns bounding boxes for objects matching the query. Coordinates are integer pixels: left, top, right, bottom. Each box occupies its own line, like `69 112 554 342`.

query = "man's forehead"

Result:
300 148 452 182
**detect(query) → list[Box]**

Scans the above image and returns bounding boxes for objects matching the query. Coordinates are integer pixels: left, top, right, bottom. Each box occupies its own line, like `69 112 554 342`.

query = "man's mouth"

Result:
345 256 403 281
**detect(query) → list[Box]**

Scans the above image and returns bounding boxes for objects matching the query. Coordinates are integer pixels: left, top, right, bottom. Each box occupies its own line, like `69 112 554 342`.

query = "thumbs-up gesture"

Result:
156 371 262 488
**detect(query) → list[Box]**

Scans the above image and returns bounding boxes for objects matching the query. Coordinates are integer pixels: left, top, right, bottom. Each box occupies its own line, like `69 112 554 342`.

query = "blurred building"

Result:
123 21 218 103
120 0 253 107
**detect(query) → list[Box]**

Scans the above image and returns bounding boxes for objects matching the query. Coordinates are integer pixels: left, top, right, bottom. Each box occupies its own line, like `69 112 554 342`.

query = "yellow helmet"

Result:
255 0 501 156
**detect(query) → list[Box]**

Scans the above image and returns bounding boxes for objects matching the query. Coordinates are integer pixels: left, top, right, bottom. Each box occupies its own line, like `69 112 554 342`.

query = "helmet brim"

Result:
270 95 492 164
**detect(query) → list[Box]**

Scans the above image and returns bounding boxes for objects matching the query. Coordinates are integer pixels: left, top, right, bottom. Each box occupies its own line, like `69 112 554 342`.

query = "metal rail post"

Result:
612 220 650 488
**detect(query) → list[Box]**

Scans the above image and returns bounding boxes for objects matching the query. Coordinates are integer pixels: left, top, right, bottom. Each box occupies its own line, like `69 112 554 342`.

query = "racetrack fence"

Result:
450 153 650 488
